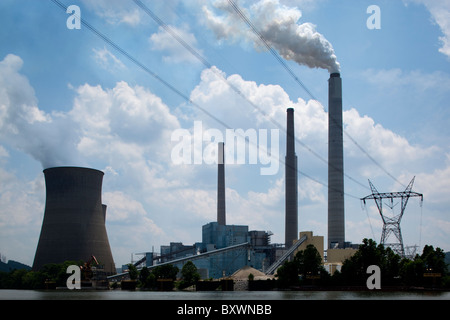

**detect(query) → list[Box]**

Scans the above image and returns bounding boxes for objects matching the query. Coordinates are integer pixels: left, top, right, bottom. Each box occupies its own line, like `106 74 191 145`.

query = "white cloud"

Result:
411 154 450 205
72 81 180 159
248 178 283 207
150 25 204 64
343 108 436 170
280 0 324 11
92 47 126 71
405 0 450 58
363 68 450 93
80 0 142 26
0 167 44 265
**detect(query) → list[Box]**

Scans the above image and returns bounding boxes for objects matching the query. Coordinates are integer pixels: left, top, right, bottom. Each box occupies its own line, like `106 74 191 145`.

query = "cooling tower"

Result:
285 108 298 247
217 142 226 225
328 73 345 249
32 167 116 274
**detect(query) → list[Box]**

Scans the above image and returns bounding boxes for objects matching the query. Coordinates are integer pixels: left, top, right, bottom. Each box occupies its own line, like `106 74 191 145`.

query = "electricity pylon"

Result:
361 177 423 257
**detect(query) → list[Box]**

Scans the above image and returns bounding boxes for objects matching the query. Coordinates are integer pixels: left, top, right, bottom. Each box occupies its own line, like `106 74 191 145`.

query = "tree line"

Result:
276 238 449 289
0 260 83 289
0 259 200 290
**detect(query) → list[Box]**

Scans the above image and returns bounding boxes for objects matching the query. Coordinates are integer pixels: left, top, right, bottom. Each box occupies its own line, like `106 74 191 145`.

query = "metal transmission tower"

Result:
361 177 423 257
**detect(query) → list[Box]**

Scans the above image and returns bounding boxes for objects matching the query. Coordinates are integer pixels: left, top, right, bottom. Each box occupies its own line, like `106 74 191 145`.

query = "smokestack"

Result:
285 108 298 247
217 142 226 225
328 73 345 249
32 167 116 274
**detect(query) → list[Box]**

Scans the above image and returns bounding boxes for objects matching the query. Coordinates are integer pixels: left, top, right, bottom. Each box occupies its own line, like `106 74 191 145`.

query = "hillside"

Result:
0 260 31 272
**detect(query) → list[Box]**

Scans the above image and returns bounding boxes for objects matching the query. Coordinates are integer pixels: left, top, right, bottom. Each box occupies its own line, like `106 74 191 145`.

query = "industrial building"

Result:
133 223 276 279
32 167 116 275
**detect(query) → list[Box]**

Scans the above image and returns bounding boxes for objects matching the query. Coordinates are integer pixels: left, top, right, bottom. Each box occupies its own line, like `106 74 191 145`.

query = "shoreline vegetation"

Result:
1 239 449 292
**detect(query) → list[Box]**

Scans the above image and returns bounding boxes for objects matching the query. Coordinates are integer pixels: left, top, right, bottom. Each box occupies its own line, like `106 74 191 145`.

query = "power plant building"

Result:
150 224 274 279
32 167 116 274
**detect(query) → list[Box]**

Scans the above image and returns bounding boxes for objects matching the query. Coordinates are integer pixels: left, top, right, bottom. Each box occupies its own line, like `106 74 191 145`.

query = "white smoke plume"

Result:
0 54 81 169
203 0 340 73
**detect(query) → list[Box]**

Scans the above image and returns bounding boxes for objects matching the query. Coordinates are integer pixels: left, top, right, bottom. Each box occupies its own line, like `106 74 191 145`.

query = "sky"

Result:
0 0 449 268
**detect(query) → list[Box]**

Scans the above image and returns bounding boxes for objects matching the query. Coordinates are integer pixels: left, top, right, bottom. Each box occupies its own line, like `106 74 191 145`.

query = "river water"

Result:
1 289 449 300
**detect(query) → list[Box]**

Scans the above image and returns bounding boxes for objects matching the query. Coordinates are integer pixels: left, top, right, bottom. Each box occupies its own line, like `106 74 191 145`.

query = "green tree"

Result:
179 261 200 289
138 266 151 288
397 245 448 287
276 244 324 288
340 238 401 286
296 244 323 277
399 257 424 286
22 271 47 289
276 259 299 288
421 245 447 275
152 264 179 280
127 264 138 280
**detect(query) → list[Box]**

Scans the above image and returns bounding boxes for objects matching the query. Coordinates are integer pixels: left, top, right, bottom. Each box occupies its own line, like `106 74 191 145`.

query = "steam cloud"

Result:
0 54 81 169
203 0 340 73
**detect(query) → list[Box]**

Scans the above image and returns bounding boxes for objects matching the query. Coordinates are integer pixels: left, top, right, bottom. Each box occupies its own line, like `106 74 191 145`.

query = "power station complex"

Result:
32 73 355 279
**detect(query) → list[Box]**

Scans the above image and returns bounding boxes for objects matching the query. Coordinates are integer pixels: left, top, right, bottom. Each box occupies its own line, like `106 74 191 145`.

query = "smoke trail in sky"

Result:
203 0 340 73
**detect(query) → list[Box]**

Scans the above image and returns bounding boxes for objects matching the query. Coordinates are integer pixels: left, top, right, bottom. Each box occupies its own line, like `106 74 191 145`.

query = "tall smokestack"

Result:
328 73 345 249
217 142 226 225
285 108 298 247
32 167 116 274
